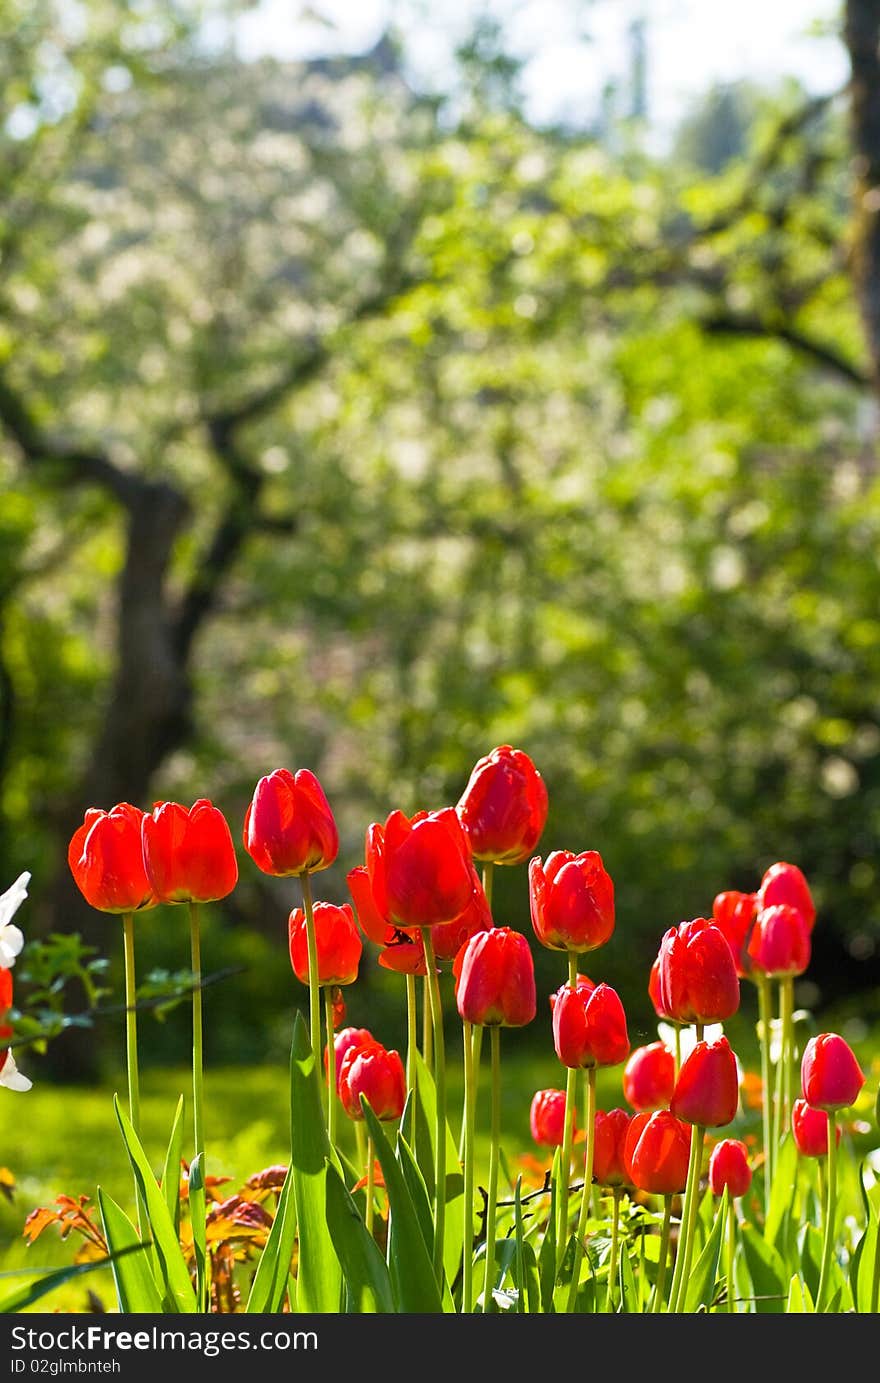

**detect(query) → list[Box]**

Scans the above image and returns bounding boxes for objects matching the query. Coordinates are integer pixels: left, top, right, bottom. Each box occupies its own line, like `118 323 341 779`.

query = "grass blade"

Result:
98 1187 163 1313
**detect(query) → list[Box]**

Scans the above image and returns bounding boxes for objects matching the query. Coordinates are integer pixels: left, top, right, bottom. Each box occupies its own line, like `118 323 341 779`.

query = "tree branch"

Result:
700 311 869 387
0 370 141 507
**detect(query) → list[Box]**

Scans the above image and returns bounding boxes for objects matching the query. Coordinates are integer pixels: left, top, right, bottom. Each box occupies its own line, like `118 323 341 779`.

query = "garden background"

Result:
2 0 880 1308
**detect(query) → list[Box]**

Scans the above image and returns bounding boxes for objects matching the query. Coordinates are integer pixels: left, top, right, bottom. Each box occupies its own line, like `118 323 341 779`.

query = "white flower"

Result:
0 1047 31 1092
0 872 30 969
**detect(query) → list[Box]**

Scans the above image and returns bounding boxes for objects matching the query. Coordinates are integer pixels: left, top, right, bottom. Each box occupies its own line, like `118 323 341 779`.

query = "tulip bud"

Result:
455 927 536 1027
791 1098 840 1157
758 861 815 931
68 804 157 914
326 1026 375 1092
457 745 549 865
528 851 614 954
624 1110 693 1195
368 808 474 931
670 1036 740 1128
800 1032 865 1112
657 918 740 1025
593 1108 633 1187
623 1042 676 1112
142 799 238 904
711 891 757 979
747 904 810 979
338 1042 406 1122
552 980 629 1070
529 1088 576 1148
708 1138 751 1198
289 902 362 987
243 768 338 877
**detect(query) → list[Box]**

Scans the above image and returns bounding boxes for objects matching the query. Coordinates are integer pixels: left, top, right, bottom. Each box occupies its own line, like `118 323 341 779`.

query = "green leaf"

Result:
188 1153 208 1313
618 1241 639 1313
324 1160 394 1313
245 1164 297 1314
289 1011 343 1313
113 1094 198 1313
854 1212 880 1313
538 1155 559 1314
361 1098 443 1313
740 1221 786 1313
395 1129 434 1256
410 1052 465 1289
684 1187 728 1312
97 1187 163 1314
798 1221 824 1303
0 1245 148 1314
765 1134 798 1248
161 1095 185 1236
787 1273 815 1313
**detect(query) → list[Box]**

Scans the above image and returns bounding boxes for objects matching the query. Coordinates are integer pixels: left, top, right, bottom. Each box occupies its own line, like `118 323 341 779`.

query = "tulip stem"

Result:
557 952 580 1261
780 976 795 1144
668 1123 704 1313
565 1066 597 1312
365 1134 375 1235
606 1187 622 1312
674 1025 682 1078
757 975 774 1213
299 871 323 1099
652 1196 673 1311
461 1017 477 1313
422 928 447 1289
481 862 494 912
482 1024 502 1313
815 1113 838 1312
422 974 433 1069
771 979 786 1161
188 902 205 1166
406 968 420 1095
324 987 337 1147
121 913 145 1231
726 1197 737 1313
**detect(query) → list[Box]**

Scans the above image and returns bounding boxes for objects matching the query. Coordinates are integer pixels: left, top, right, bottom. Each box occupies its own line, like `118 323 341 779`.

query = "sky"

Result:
234 0 848 136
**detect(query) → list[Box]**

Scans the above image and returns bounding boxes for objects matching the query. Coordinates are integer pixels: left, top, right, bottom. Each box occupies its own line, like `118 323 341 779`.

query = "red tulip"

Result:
657 918 740 1025
325 1026 374 1091
457 744 549 865
0 970 30 1090
528 851 614 954
347 854 490 974
791 1098 840 1157
549 973 595 1012
758 861 815 931
338 1042 406 1122
670 1036 740 1128
288 902 362 987
329 986 346 1030
68 804 157 914
801 1032 865 1112
624 1111 693 1195
142 799 238 904
593 1109 633 1187
529 1088 577 1148
552 980 629 1070
747 904 810 979
455 927 536 1027
648 956 673 1021
623 1042 676 1112
708 1138 751 1198
366 809 474 931
711 891 757 979
243 768 338 877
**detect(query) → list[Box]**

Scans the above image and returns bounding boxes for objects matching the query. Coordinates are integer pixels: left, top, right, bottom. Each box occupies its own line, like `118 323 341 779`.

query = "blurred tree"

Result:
2 2 880 1078
673 82 764 173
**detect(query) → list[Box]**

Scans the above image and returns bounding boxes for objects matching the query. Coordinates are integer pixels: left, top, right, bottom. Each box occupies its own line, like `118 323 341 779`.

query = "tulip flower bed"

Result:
2 746 879 1314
